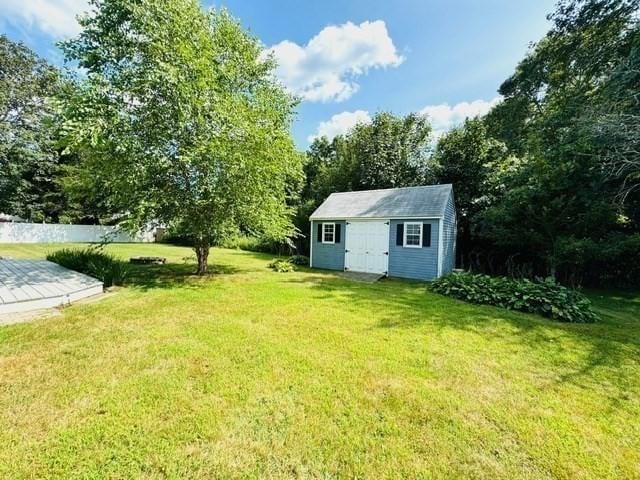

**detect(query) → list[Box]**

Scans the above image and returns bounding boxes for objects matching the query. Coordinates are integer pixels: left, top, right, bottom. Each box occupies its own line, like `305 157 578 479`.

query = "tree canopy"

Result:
443 0 640 284
2 0 638 286
296 0 640 286
431 118 512 268
61 0 302 273
0 35 66 222
304 112 432 203
292 112 433 253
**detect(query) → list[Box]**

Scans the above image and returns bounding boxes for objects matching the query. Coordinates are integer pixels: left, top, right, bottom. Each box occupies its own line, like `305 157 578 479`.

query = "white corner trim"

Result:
309 221 313 268
437 219 444 278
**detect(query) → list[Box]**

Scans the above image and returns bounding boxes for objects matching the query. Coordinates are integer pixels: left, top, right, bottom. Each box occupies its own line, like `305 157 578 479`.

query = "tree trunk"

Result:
548 238 559 280
549 263 557 280
194 241 210 275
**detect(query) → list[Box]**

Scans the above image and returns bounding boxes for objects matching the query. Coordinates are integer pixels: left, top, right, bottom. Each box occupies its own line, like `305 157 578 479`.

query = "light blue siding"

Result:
310 187 456 280
442 193 457 274
311 220 345 271
388 219 439 281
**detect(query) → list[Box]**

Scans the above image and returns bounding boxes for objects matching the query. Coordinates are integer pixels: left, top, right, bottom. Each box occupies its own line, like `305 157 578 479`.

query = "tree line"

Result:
1 0 638 283
2 0 301 274
297 0 640 287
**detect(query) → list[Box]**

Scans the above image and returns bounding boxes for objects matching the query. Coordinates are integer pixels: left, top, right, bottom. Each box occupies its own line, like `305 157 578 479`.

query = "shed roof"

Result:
310 184 453 220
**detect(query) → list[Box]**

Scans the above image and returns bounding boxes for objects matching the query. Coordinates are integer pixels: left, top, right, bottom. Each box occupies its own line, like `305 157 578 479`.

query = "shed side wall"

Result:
310 221 345 271
388 219 439 281
442 194 457 275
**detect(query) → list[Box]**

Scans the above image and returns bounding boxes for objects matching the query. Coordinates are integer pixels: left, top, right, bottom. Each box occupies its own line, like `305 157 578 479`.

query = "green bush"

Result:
220 234 295 255
220 234 262 251
430 272 598 323
160 231 193 246
46 248 128 287
555 233 640 287
268 258 295 273
288 255 309 266
165 231 298 256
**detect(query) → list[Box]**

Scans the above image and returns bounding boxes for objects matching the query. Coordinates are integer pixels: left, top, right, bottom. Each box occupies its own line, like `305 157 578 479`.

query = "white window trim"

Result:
403 222 422 248
322 222 335 244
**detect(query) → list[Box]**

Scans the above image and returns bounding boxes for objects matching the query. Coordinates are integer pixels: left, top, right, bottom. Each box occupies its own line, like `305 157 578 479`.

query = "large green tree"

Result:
305 112 432 203
297 112 433 254
479 0 640 282
487 0 639 158
486 0 639 211
432 118 512 268
62 0 302 274
348 112 432 190
0 35 67 222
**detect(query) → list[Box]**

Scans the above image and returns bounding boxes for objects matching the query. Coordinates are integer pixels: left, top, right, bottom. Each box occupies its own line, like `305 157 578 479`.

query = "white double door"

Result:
344 220 389 274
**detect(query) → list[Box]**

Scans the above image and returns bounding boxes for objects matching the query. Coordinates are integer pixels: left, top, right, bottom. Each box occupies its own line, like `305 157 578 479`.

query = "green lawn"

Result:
0 243 638 479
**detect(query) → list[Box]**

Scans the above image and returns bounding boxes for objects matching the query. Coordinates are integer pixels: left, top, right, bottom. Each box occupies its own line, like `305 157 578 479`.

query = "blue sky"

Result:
1 0 557 147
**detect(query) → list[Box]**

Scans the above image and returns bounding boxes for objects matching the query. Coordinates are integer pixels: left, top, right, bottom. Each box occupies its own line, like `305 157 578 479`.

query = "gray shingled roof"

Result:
310 184 453 219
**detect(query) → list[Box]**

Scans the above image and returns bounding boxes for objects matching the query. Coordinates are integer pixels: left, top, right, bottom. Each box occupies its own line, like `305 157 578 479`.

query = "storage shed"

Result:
309 184 456 281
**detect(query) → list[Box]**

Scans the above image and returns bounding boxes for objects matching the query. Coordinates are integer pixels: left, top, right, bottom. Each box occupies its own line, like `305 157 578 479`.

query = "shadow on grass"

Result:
119 247 277 290
285 271 640 402
123 262 241 290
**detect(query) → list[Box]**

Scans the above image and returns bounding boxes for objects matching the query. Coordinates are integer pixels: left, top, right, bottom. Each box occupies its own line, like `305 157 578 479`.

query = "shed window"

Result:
404 222 422 248
322 223 335 244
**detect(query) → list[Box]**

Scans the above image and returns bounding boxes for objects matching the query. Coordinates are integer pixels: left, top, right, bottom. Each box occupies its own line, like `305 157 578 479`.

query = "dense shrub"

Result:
268 258 295 272
462 234 640 288
220 235 263 251
160 231 193 246
288 255 309 266
221 234 296 256
430 272 598 323
46 248 128 287
164 231 298 256
540 233 640 287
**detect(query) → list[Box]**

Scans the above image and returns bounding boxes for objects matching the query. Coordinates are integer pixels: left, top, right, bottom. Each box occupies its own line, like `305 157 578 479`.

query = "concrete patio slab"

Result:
0 259 103 315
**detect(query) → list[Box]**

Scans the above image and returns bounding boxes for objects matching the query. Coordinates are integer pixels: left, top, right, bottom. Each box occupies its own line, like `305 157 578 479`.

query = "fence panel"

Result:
0 223 155 244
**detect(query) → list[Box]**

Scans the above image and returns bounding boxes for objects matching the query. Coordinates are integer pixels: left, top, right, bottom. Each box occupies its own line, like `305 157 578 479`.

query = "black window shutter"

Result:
422 223 431 247
317 223 323 242
396 223 404 246
335 224 341 243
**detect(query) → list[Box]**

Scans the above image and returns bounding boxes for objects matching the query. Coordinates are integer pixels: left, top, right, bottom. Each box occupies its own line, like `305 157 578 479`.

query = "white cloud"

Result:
309 97 502 144
268 20 404 103
420 97 502 137
307 110 372 142
1 0 89 38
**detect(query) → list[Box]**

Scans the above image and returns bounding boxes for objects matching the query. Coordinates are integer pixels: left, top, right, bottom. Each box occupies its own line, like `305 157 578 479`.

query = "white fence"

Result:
0 223 155 244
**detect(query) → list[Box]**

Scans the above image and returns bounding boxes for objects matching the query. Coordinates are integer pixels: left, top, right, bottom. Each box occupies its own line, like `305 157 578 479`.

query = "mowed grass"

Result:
0 243 639 479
